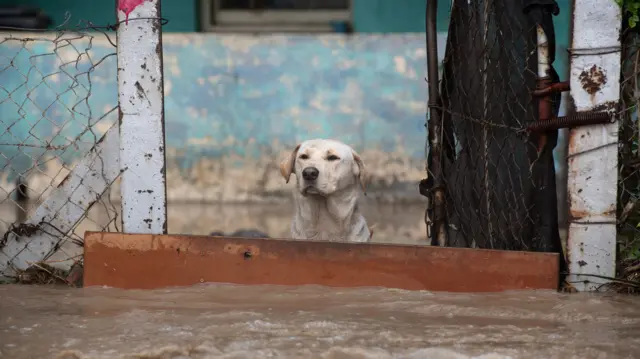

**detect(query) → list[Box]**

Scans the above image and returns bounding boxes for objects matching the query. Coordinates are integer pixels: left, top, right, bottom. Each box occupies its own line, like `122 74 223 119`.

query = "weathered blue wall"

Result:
0 34 116 177
162 35 427 165
0 0 574 203
0 33 429 202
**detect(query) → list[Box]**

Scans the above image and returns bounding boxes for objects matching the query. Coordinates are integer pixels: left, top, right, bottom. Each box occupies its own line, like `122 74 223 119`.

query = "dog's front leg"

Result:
346 216 371 243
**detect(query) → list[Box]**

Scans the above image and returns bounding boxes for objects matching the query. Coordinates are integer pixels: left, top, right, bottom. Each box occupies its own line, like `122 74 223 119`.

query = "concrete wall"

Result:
353 0 430 33
0 0 573 205
0 33 429 203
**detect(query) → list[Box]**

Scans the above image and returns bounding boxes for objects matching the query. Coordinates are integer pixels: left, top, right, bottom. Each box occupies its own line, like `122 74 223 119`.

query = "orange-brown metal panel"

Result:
83 232 560 292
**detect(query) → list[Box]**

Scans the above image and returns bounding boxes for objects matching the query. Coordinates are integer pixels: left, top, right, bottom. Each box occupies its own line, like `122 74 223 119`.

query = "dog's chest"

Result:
293 194 365 242
304 228 345 242
295 212 364 242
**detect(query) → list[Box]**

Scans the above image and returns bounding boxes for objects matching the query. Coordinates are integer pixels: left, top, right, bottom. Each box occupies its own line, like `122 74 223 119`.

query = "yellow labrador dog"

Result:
279 139 372 243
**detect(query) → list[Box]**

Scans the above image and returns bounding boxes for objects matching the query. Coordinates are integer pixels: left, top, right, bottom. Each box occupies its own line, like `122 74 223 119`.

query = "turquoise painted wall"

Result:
353 0 431 33
0 0 575 202
1 0 571 49
354 0 572 78
0 0 198 32
0 34 428 179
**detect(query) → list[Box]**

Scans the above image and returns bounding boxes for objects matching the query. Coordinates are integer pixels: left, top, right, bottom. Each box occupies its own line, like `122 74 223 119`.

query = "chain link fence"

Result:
430 0 564 259
617 23 640 292
0 21 121 285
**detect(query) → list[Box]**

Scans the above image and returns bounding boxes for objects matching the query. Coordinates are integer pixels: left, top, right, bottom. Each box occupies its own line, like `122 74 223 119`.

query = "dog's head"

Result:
279 139 367 197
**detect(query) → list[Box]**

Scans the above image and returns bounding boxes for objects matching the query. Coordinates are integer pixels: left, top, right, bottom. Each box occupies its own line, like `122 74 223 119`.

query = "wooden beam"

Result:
84 232 560 292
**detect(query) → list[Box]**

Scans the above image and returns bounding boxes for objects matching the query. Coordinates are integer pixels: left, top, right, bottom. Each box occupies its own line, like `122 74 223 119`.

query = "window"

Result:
201 0 352 33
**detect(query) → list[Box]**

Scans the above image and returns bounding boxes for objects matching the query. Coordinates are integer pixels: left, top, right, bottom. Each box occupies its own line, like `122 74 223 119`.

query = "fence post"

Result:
423 0 448 246
116 0 168 234
566 0 621 291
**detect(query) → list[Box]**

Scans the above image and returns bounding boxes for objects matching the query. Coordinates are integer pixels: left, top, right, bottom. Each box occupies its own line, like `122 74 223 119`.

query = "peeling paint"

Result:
117 0 167 234
566 0 621 292
117 0 150 24
0 31 571 204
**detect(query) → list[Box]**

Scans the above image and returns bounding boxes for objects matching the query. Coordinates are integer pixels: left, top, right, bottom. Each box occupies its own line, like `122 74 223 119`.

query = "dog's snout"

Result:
302 167 319 181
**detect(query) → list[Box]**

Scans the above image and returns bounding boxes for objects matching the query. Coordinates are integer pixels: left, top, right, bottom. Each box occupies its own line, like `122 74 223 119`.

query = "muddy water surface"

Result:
1 284 639 359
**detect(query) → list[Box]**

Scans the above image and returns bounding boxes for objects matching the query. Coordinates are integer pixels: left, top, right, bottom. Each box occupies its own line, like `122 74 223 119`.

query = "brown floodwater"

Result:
1 284 639 359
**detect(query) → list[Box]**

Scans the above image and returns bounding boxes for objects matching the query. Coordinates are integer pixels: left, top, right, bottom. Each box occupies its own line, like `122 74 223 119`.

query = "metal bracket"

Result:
529 80 613 132
527 111 613 132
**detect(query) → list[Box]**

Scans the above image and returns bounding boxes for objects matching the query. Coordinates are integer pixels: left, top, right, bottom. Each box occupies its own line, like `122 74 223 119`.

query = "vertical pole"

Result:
116 0 168 234
425 0 448 246
566 0 621 291
481 0 493 248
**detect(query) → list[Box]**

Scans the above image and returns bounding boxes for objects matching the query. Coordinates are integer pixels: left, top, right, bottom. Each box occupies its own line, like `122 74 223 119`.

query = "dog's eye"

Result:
327 155 340 161
299 154 309 160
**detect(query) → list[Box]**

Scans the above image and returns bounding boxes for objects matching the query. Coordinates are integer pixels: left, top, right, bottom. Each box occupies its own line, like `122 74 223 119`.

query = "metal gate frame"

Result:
82 0 561 293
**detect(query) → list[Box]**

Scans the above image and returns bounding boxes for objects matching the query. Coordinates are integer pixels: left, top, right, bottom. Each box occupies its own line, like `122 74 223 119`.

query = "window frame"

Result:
200 0 353 33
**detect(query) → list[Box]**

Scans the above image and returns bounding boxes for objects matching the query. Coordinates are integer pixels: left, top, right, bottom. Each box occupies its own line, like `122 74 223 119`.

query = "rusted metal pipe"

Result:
527 111 611 132
531 81 570 97
425 0 447 247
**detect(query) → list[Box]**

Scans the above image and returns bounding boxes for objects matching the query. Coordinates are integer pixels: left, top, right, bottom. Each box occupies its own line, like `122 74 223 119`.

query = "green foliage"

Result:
624 236 640 260
618 0 640 28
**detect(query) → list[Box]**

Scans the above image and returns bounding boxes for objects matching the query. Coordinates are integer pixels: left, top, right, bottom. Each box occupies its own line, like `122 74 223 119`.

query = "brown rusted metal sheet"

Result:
83 232 560 292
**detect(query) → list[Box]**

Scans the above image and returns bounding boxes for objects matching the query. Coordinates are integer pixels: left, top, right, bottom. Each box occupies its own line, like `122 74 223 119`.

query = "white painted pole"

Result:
116 0 168 234
566 0 621 291
536 25 549 78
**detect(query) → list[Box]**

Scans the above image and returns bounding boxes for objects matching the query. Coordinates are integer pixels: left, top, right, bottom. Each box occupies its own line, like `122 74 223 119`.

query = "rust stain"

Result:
567 127 588 155
531 81 570 97
535 76 553 152
224 243 261 257
568 209 590 222
84 232 560 292
118 106 124 127
578 65 607 95
590 101 617 113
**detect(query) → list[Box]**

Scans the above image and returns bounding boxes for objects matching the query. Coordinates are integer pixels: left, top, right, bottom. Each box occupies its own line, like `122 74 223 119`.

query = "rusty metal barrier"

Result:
84 232 560 292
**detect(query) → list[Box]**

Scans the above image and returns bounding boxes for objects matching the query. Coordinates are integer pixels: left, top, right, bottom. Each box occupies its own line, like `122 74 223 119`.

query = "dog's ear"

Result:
279 144 301 183
352 150 367 195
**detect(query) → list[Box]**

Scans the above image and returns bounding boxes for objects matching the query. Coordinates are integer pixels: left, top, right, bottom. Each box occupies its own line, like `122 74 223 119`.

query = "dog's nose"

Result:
302 167 319 181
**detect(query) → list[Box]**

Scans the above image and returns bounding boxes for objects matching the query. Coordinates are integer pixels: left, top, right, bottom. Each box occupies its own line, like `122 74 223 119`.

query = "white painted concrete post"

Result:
116 0 168 234
566 0 622 291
